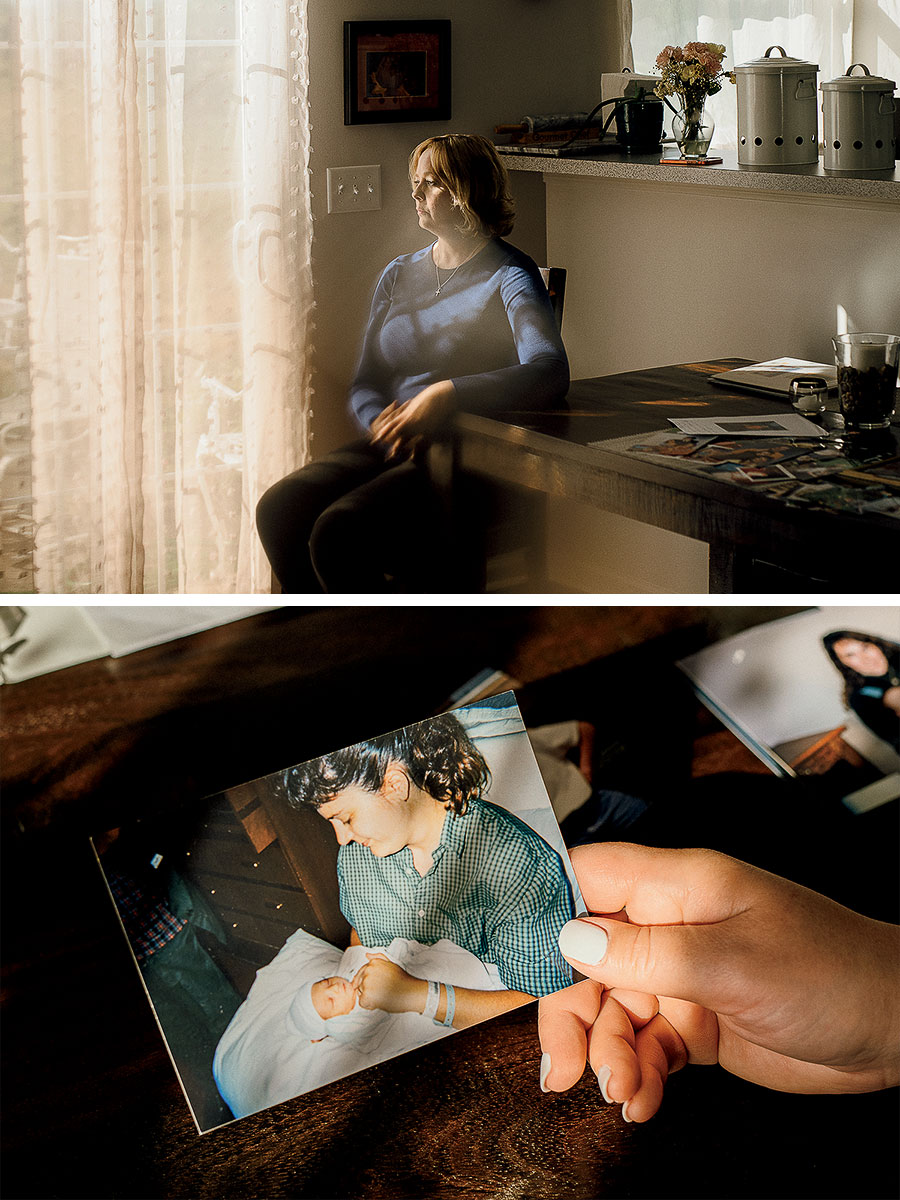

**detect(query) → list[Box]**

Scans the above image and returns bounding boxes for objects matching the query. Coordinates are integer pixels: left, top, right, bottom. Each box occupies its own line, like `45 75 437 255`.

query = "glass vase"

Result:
672 100 715 160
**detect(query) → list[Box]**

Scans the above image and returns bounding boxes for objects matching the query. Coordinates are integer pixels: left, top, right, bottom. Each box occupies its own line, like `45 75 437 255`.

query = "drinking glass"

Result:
832 333 900 433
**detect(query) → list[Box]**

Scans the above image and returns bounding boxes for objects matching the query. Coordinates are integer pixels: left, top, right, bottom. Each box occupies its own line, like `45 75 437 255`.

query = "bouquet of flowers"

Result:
654 42 733 116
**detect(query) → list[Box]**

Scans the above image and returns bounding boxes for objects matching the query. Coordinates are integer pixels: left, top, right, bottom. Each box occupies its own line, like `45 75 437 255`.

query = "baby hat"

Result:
286 979 330 1041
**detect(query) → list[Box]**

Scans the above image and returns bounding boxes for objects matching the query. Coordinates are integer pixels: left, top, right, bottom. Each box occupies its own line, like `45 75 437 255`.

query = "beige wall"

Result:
540 176 900 591
546 179 900 381
306 1 616 455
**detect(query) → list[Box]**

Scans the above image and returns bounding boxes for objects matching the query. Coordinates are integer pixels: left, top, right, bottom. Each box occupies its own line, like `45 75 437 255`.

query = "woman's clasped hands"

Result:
538 842 900 1123
369 381 457 461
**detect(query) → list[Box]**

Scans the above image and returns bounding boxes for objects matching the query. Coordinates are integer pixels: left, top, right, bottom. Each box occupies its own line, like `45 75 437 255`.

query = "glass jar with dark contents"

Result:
833 333 900 433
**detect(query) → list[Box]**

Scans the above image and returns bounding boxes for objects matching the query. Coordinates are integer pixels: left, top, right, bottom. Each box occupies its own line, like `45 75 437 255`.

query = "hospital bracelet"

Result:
422 979 441 1022
442 983 456 1028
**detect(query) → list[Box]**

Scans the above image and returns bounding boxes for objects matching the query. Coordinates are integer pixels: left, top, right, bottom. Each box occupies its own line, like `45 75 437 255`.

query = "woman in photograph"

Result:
255 132 569 593
822 630 900 752
283 711 575 1028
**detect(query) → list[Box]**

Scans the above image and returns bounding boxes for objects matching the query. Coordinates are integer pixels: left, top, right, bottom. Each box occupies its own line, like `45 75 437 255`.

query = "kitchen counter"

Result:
503 148 900 203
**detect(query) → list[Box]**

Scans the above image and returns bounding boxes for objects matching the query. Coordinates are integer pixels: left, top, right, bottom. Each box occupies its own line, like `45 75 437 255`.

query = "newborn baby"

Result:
287 946 394 1051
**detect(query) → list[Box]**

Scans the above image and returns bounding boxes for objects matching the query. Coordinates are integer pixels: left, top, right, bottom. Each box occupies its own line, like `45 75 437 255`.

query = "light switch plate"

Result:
326 165 382 213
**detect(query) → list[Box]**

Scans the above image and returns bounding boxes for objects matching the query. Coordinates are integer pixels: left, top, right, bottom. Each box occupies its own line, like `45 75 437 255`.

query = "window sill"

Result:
504 148 899 203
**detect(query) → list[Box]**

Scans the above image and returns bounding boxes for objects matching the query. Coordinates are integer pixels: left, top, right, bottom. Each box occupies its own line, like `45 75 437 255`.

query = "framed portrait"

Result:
344 20 451 125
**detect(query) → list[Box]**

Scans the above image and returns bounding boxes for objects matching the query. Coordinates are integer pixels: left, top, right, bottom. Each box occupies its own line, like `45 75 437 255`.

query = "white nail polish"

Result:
558 919 609 965
622 1100 633 1123
596 1064 613 1103
539 1052 552 1093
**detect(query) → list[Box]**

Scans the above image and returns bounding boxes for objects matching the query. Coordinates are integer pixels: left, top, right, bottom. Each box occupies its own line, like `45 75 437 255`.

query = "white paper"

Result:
86 606 272 657
669 413 826 437
0 607 109 683
0 605 275 683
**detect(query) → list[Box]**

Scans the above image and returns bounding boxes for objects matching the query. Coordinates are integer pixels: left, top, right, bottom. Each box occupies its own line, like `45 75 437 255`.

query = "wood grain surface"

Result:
446 360 900 592
3 606 897 1198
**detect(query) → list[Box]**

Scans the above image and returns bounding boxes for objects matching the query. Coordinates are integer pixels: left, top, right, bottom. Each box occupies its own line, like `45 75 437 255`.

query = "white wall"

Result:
539 174 899 591
306 1 613 455
547 178 900 380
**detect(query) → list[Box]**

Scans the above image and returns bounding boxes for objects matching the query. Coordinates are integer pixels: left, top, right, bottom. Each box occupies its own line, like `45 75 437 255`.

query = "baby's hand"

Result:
352 954 428 1015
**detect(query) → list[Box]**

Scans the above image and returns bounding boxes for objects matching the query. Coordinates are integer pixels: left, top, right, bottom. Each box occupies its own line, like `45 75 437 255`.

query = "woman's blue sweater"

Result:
349 238 570 433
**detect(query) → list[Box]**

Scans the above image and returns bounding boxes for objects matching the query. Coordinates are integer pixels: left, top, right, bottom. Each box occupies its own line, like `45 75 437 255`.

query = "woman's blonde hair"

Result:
409 133 515 238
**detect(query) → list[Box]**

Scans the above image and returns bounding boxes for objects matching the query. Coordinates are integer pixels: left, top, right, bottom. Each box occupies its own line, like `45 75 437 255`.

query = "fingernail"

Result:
621 1100 633 1123
539 1052 552 1093
596 1064 613 1103
558 919 609 965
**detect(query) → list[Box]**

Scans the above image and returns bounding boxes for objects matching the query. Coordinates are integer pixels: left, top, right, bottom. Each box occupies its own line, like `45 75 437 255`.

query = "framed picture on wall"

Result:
344 20 451 125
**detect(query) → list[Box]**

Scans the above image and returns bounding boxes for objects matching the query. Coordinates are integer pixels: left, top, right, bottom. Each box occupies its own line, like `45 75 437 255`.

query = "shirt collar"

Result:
386 800 477 876
435 798 477 861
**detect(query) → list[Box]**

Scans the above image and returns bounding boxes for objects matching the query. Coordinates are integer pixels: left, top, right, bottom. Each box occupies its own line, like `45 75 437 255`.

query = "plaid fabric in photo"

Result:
107 869 186 963
338 797 574 996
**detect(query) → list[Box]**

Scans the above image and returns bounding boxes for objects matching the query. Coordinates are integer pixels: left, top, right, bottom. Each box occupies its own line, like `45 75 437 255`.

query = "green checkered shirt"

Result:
337 797 574 996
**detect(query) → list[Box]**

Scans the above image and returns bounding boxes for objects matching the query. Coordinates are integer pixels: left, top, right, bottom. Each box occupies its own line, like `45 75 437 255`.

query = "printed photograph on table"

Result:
677 607 900 815
92 693 581 1132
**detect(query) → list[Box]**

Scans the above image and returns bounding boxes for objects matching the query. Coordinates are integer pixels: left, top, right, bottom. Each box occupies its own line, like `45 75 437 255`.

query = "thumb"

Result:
557 916 720 1008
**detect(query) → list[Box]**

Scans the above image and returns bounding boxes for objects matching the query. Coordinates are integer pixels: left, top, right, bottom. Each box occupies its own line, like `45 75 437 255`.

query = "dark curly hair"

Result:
822 629 900 707
283 712 490 817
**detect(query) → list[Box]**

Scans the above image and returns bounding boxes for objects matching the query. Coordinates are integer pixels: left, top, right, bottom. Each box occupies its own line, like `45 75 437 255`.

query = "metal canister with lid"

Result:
735 45 819 165
821 65 897 170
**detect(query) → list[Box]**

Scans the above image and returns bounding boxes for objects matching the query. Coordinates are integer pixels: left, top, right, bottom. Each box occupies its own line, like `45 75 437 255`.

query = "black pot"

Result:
614 98 664 153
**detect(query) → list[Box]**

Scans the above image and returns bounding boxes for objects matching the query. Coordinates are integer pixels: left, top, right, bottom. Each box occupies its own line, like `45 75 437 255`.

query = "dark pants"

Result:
141 922 242 1130
256 439 444 593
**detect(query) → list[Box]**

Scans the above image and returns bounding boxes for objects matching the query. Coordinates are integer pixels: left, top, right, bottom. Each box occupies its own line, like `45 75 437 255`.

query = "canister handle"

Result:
764 46 789 58
845 63 871 76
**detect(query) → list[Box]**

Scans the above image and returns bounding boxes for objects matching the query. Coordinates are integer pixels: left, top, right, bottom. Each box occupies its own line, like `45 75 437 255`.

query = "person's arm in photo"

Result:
352 952 534 1029
485 840 577 1000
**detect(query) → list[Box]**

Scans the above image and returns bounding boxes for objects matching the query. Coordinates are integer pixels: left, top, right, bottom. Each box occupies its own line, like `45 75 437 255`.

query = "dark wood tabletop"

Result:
3 606 898 1199
442 359 900 592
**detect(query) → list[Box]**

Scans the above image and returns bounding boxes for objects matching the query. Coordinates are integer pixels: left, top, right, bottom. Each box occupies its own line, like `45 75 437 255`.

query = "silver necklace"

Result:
433 243 482 296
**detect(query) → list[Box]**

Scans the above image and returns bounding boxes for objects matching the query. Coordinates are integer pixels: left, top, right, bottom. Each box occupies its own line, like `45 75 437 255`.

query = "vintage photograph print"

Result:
679 606 900 811
344 20 451 124
93 693 581 1132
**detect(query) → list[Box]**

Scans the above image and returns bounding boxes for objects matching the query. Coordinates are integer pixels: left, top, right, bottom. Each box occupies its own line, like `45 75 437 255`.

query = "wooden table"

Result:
2 606 898 1199
432 359 900 592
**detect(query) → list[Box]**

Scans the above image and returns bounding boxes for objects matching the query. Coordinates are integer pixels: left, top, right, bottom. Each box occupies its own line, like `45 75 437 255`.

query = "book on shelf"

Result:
495 136 620 158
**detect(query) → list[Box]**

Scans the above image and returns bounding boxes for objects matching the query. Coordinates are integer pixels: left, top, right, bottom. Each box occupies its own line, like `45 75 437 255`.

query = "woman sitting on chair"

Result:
256 133 569 594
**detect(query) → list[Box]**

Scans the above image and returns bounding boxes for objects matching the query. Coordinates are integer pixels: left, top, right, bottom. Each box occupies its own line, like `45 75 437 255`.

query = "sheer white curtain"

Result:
629 0 855 149
5 0 312 594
